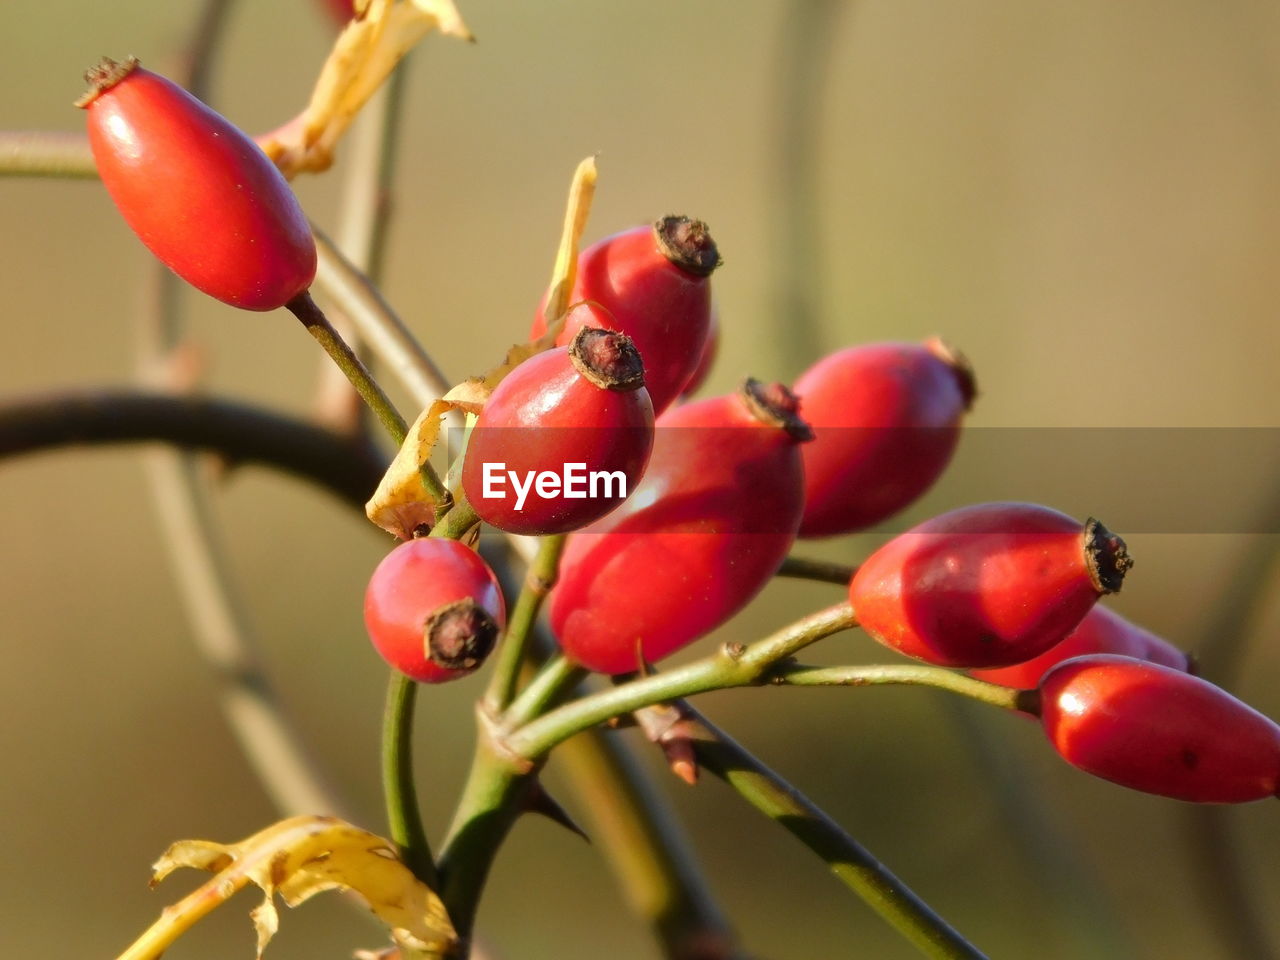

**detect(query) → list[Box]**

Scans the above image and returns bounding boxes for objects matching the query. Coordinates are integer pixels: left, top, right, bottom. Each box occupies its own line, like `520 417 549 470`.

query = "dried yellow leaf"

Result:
260 0 473 177
117 815 455 960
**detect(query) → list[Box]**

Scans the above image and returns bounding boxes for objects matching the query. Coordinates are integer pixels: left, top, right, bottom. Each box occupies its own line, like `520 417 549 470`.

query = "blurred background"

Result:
3 1 1280 957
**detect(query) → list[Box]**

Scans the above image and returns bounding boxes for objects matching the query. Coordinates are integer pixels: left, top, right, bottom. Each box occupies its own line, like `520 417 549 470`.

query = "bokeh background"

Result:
3 1 1280 958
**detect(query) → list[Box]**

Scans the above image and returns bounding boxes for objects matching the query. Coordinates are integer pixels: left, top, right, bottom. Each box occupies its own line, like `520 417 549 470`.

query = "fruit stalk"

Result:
484 534 568 714
505 603 857 760
382 672 440 888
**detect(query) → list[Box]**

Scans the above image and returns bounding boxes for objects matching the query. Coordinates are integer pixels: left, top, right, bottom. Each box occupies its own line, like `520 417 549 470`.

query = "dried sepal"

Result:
116 816 455 960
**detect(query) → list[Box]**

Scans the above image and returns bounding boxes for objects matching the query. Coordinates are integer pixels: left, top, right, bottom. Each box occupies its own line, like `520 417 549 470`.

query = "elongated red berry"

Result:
1039 654 1280 802
681 302 719 398
971 605 1190 690
364 539 505 683
795 339 975 537
461 328 655 535
549 380 812 674
849 502 1132 668
78 57 316 311
531 217 720 414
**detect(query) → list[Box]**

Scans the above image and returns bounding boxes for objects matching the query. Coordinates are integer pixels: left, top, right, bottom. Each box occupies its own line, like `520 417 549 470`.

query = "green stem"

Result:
776 554 857 585
771 663 1034 714
382 672 440 889
484 534 567 714
287 291 409 443
313 227 453 409
287 291 452 511
505 603 857 759
429 495 479 540
689 708 988 960
500 655 588 732
437 722 537 953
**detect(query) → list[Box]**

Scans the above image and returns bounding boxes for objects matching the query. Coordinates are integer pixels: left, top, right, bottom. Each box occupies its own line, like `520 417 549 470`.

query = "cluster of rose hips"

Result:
79 49 1280 831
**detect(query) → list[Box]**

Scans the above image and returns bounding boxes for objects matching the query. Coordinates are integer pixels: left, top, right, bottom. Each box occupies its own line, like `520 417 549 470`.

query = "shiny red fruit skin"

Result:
461 346 654 535
795 340 973 537
1039 654 1280 802
530 225 713 414
849 503 1123 668
549 391 806 675
364 539 505 683
680 303 719 398
81 62 316 311
972 605 1190 690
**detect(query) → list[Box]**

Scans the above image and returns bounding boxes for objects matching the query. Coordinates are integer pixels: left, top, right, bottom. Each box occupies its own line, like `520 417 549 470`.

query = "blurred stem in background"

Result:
136 0 354 820
771 0 849 376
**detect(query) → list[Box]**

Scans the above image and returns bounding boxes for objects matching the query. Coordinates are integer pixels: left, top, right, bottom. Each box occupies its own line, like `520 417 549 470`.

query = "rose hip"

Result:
849 502 1132 668
549 379 811 674
1039 654 1280 802
461 328 655 535
78 57 316 311
364 539 505 683
795 339 975 537
531 216 720 414
972 605 1191 690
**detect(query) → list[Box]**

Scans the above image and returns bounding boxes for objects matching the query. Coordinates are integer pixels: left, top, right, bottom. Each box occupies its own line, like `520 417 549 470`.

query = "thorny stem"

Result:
688 707 989 960
484 534 568 715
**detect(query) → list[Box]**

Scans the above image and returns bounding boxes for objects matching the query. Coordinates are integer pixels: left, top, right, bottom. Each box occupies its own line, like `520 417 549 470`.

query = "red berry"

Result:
1039 654 1280 802
364 539 505 683
849 503 1132 668
680 302 719 398
461 328 655 535
971 605 1191 690
794 339 975 537
549 379 812 674
531 216 720 414
78 57 316 311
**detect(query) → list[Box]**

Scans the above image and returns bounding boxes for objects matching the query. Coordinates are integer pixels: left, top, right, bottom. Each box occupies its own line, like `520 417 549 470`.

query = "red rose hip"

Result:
795 339 975 537
1039 654 1280 802
971 605 1191 690
849 502 1132 668
531 216 720 414
78 57 316 311
462 328 655 535
549 379 812 674
364 539 506 683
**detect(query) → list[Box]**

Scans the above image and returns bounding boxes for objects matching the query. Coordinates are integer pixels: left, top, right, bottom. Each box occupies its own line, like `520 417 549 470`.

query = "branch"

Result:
0 388 385 507
504 604 858 760
688 707 988 960
775 554 856 585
